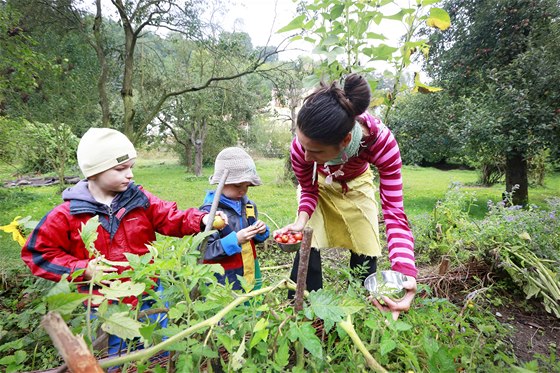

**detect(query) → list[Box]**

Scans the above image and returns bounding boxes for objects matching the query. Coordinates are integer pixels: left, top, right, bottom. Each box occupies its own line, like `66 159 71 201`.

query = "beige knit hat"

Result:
210 147 262 186
77 128 137 178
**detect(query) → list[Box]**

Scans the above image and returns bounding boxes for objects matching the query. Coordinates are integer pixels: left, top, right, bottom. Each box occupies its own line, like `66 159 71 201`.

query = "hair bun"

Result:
343 74 371 116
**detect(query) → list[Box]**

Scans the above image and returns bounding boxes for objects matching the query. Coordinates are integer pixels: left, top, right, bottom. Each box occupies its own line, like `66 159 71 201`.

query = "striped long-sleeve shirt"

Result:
290 112 417 277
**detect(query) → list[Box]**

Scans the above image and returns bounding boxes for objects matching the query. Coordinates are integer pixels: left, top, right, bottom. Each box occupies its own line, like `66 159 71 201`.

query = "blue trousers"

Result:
94 281 169 357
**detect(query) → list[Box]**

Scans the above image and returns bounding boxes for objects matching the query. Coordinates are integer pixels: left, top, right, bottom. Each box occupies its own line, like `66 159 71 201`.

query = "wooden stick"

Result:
41 312 104 373
191 169 230 301
198 169 229 260
294 227 313 312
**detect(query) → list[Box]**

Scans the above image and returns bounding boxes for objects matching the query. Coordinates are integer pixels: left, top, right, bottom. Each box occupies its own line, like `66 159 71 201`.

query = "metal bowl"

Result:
364 270 407 299
276 241 301 253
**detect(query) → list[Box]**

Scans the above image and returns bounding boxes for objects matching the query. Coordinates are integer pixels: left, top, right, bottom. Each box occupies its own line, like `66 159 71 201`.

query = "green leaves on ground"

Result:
287 322 323 359
307 288 364 331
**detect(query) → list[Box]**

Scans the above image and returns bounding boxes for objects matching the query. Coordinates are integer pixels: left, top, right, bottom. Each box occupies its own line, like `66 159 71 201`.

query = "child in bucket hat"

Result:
22 127 226 361
201 147 269 291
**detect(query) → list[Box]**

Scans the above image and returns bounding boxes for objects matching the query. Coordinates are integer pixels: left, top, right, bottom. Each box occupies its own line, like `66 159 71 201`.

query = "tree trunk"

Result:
114 0 137 141
184 141 193 172
93 0 111 127
194 139 203 176
505 150 528 206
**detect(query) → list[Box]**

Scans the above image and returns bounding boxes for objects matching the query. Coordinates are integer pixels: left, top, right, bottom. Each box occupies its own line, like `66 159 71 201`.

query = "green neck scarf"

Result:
325 122 363 166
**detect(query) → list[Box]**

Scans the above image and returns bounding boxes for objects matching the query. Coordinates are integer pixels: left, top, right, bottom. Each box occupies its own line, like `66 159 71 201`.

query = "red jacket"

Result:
22 181 205 287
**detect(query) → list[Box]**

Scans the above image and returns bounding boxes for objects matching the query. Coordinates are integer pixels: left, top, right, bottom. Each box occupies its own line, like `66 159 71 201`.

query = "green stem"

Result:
296 341 305 369
338 315 388 373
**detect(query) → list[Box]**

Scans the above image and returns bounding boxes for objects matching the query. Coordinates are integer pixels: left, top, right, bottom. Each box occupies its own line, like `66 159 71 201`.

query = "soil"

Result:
414 260 560 364
494 299 560 362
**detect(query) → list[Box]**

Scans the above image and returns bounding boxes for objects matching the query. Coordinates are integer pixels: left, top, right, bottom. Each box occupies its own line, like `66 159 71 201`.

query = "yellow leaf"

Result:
518 232 531 241
412 72 443 94
370 97 385 107
426 8 451 31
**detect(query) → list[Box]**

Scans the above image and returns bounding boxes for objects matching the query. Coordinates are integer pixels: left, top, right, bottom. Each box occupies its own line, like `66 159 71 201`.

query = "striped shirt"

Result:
290 112 417 277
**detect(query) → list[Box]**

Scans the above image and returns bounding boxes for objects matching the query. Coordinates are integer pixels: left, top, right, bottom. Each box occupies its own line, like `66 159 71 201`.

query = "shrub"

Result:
411 184 560 317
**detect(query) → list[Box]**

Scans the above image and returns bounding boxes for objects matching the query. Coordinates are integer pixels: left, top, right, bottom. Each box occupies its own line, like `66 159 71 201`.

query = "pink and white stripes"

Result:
290 113 417 277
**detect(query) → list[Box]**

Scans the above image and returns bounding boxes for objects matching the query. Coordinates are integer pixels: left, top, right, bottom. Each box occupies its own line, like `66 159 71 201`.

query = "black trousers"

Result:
288 248 377 298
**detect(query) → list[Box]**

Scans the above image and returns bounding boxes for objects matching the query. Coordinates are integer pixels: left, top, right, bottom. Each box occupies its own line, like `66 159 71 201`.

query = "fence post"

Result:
294 227 313 312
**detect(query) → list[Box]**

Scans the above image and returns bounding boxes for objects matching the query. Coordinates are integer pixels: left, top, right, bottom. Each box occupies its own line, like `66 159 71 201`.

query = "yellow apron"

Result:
300 168 381 257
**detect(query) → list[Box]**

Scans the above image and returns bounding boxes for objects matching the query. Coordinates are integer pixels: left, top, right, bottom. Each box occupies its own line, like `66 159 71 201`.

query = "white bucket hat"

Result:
210 147 262 186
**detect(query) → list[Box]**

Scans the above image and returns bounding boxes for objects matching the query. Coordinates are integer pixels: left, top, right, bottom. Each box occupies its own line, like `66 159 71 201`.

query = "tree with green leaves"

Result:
102 0 285 144
155 33 271 175
425 0 560 205
0 3 50 114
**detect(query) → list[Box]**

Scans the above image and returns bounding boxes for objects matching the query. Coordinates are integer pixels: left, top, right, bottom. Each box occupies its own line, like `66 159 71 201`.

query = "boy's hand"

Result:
84 256 119 285
202 211 229 228
237 223 263 244
252 220 267 234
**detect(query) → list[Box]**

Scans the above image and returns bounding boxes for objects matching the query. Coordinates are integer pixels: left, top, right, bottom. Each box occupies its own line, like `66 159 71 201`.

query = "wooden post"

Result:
41 312 104 373
294 227 313 312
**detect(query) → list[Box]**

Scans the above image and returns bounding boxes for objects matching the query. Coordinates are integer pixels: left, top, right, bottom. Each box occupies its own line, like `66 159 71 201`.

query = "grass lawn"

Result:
1 156 559 271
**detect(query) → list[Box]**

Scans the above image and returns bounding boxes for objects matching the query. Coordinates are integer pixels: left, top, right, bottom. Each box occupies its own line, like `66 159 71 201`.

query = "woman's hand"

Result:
274 212 309 236
370 276 417 321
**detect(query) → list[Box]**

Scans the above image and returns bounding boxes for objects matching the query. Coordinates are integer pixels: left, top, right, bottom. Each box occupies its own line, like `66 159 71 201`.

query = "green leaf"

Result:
422 0 441 5
308 289 364 324
428 346 456 373
394 320 413 331
101 312 142 340
330 4 345 20
98 280 145 300
80 216 100 255
139 322 158 344
275 340 290 367
277 15 306 33
47 277 72 296
363 44 399 60
385 8 415 21
426 8 451 31
191 230 219 251
249 327 269 349
322 34 339 46
46 293 89 315
366 32 387 40
380 332 397 355
168 303 188 320
288 322 323 359
216 332 238 353
302 75 321 89
423 334 440 358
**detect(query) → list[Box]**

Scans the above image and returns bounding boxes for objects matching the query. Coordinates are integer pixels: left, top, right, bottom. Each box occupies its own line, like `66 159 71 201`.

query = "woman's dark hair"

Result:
296 74 371 145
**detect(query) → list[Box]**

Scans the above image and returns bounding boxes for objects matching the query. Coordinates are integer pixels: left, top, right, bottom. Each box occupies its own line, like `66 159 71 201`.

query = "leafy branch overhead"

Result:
277 0 450 121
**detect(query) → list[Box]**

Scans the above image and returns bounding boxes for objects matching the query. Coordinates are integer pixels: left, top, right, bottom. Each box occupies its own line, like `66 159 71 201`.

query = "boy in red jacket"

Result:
21 127 225 358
